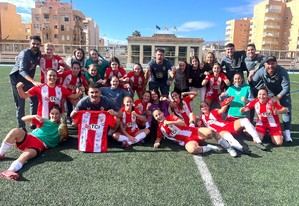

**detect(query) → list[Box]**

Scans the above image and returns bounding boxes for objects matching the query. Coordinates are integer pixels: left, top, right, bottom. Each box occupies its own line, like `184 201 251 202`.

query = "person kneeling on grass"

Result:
152 109 236 156
240 88 288 146
0 105 66 181
113 96 150 148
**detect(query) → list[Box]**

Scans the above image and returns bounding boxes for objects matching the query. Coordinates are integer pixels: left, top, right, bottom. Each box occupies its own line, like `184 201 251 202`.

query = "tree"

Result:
132 30 141 37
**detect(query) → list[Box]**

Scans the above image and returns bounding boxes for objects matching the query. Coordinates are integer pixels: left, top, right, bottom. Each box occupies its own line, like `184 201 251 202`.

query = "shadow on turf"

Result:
291 124 299 132
16 138 75 181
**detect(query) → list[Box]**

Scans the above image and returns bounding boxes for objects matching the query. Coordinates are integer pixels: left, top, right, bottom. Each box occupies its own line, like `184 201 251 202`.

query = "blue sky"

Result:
1 0 263 43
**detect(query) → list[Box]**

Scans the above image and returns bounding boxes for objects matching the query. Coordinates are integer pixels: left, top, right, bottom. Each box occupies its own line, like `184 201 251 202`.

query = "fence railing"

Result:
1 42 299 70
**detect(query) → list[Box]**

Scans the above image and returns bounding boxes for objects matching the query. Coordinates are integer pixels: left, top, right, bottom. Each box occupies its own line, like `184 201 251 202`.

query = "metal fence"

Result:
1 42 299 70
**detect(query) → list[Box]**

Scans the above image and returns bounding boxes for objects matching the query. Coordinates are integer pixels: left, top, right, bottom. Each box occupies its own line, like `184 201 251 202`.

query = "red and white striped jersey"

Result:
120 108 140 135
157 115 198 146
40 55 64 83
244 98 283 127
125 71 145 89
61 70 88 94
134 99 149 115
104 67 127 81
72 110 116 153
171 96 193 124
201 110 226 132
205 73 228 95
28 84 72 118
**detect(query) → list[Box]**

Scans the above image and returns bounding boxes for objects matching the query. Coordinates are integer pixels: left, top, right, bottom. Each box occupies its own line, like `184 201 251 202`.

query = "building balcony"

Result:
263 32 279 38
264 17 280 22
225 30 231 35
264 25 281 30
262 41 279 46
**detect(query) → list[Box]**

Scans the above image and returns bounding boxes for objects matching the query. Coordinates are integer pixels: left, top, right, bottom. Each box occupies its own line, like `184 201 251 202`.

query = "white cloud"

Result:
177 21 214 32
0 0 35 11
155 21 214 35
0 0 35 23
17 12 31 23
225 0 264 17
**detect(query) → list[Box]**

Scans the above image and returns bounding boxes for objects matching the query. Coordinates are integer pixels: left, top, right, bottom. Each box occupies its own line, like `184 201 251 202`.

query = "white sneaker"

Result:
227 148 238 157
206 144 222 152
284 135 293 142
283 130 293 142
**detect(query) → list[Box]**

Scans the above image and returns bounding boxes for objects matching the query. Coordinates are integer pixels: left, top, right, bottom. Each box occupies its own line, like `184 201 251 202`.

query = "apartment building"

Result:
127 33 204 66
250 0 286 50
0 2 26 41
249 0 299 51
83 17 99 47
284 0 299 51
225 18 251 50
32 0 99 48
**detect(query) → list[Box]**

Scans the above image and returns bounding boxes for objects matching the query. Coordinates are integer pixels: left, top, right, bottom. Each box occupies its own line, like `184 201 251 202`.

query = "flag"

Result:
156 25 161 30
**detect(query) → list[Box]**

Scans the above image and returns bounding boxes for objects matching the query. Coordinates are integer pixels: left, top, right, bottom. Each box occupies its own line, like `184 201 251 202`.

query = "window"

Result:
61 35 65 41
61 25 65 31
54 25 58 29
66 35 70 41
44 14 49 19
64 16 69 22
54 34 58 39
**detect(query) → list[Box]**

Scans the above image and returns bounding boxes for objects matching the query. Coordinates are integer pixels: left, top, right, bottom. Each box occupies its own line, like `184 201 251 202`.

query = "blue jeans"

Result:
148 81 169 96
280 94 292 130
10 74 37 128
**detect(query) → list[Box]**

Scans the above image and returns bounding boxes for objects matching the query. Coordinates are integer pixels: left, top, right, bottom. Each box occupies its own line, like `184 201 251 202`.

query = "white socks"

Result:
134 132 146 143
0 142 13 156
8 160 23 172
221 133 243 151
202 146 212 153
240 118 262 143
118 132 147 145
118 135 129 142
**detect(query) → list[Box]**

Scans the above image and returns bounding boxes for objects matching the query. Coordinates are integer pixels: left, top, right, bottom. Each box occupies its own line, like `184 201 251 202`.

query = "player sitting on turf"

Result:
169 90 197 127
199 98 269 156
0 105 67 181
113 96 150 148
152 109 235 156
240 87 288 146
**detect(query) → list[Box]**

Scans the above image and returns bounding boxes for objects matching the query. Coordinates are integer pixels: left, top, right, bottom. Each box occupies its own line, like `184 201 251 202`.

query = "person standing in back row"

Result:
145 48 175 96
9 36 42 130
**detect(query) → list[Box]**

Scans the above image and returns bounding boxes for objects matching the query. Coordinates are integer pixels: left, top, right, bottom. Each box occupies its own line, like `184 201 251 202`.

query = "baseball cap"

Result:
265 56 277 63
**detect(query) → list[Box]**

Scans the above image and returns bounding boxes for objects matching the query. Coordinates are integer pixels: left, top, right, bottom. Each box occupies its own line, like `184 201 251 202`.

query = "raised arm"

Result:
16 82 31 99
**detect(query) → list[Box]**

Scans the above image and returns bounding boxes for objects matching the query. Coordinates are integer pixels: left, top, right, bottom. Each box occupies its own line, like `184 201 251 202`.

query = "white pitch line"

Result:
193 155 224 206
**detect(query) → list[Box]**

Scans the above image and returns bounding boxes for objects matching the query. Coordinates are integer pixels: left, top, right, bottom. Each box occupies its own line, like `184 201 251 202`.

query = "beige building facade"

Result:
249 0 299 51
0 3 26 41
127 34 204 66
225 18 251 50
284 0 299 51
250 0 286 50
